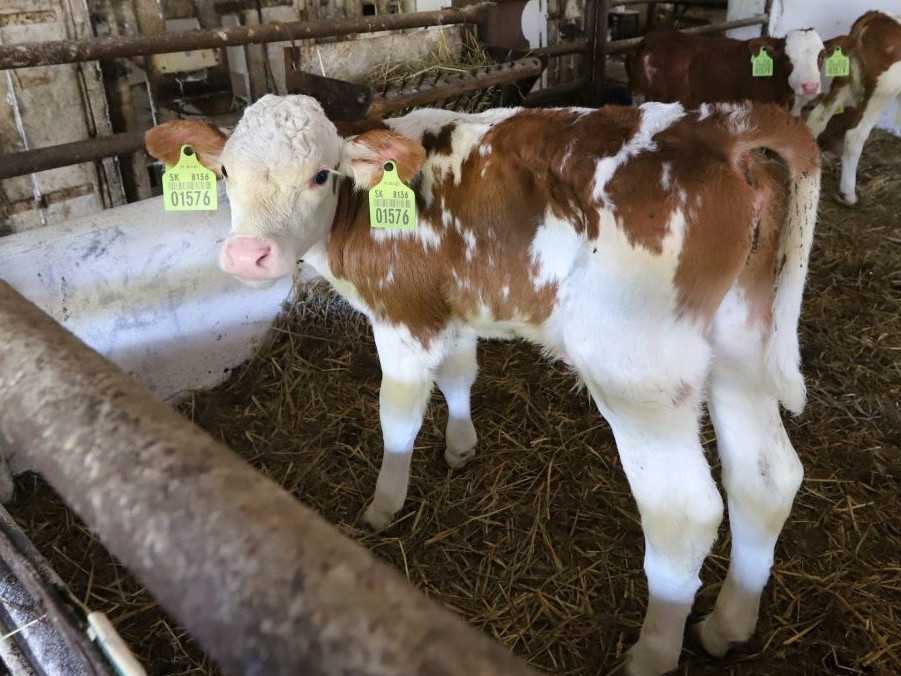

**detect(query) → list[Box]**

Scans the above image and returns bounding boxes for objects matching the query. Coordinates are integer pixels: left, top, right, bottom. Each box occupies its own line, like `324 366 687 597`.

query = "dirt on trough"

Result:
7 131 901 676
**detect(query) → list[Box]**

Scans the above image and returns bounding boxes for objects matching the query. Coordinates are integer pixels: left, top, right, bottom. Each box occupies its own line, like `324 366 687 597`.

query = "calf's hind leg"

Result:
599 395 723 676
565 314 722 675
695 292 804 656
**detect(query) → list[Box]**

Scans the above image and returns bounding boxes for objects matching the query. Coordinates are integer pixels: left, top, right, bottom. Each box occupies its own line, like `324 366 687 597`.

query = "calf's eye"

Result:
314 169 330 185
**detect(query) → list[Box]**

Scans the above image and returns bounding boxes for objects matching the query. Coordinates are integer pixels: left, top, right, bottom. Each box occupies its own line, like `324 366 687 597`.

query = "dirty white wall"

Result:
727 0 767 40
0 185 293 401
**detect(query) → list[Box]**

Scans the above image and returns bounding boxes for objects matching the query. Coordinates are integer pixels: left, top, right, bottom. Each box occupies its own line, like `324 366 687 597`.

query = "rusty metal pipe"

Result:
0 131 147 180
0 282 539 676
611 0 726 5
529 40 588 58
605 14 768 53
0 5 491 70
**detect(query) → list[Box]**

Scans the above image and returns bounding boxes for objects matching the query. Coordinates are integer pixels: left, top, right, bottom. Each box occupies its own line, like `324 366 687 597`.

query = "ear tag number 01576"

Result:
163 145 218 212
751 48 773 78
368 161 416 230
826 48 850 77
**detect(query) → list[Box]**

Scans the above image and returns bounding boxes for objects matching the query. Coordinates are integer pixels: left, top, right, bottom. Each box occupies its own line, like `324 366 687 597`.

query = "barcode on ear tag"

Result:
825 48 850 77
163 145 218 212
751 48 774 78
368 161 416 230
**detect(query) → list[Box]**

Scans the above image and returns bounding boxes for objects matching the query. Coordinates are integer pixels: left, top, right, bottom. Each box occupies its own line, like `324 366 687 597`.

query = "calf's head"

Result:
145 95 425 285
749 29 825 110
783 28 826 101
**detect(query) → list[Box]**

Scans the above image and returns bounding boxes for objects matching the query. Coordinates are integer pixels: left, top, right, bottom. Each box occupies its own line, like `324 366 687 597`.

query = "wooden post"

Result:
763 0 774 36
589 0 611 104
582 0 597 104
646 1 657 30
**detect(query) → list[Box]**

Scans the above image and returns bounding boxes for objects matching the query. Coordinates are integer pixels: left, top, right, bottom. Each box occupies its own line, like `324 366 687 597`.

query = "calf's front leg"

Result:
435 333 479 468
364 324 442 530
838 89 892 205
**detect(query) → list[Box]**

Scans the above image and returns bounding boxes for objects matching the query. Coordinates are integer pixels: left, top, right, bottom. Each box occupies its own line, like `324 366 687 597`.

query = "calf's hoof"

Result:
444 418 478 469
444 446 476 469
363 502 396 531
691 614 754 658
691 616 731 658
624 644 678 676
835 192 858 207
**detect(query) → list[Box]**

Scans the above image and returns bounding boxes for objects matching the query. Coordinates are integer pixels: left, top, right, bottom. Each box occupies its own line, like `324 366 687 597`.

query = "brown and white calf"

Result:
631 28 826 116
146 95 820 675
805 11 901 205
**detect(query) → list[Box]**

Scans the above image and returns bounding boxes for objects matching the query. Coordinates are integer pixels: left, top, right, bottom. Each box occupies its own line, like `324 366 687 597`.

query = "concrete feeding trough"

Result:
0 183 293 402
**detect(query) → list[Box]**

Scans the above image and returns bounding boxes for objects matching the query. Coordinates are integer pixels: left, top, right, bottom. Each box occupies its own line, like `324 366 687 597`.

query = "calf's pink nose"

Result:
801 81 820 95
220 236 280 280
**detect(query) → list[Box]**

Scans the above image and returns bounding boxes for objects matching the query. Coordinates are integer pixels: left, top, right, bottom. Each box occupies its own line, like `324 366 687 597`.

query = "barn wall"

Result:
0 0 126 235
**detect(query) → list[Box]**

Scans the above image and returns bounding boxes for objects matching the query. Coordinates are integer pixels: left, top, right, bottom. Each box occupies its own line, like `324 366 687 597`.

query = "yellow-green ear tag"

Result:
751 48 774 77
825 48 850 77
368 161 416 230
162 145 218 212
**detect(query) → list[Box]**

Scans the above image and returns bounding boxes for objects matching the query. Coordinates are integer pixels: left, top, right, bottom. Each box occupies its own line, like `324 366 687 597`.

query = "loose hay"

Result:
360 29 494 91
7 131 901 676
357 30 514 115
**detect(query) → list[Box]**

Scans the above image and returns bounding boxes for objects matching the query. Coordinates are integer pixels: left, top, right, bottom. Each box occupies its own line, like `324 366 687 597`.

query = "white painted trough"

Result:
0 184 293 401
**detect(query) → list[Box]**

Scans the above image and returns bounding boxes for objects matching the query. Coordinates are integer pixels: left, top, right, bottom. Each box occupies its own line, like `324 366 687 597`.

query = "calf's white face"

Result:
218 95 344 283
785 29 826 101
144 94 426 286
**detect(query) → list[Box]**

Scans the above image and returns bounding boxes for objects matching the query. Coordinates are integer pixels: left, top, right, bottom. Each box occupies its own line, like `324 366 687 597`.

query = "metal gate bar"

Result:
0 131 146 182
0 2 772 181
0 5 491 70
0 281 540 676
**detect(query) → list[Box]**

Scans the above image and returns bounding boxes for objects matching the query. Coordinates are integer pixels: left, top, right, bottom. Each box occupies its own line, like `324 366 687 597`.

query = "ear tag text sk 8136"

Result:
163 145 218 212
368 161 416 230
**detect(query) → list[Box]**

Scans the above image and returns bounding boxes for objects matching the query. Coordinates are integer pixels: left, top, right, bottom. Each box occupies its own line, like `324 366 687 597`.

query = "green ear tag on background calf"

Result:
751 48 774 77
163 145 218 212
369 161 416 230
826 48 850 77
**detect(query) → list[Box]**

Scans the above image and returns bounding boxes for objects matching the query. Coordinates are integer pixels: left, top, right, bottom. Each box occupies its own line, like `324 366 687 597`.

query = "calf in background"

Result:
805 11 901 205
631 28 826 116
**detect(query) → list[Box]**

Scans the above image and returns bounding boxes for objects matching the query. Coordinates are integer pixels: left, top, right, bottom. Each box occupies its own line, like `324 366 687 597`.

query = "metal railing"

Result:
0 1 771 182
0 281 541 676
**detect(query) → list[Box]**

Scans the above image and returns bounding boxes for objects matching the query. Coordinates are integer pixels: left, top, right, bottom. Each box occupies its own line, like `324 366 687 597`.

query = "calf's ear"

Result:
145 121 227 175
747 37 781 57
823 35 854 60
339 129 425 189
